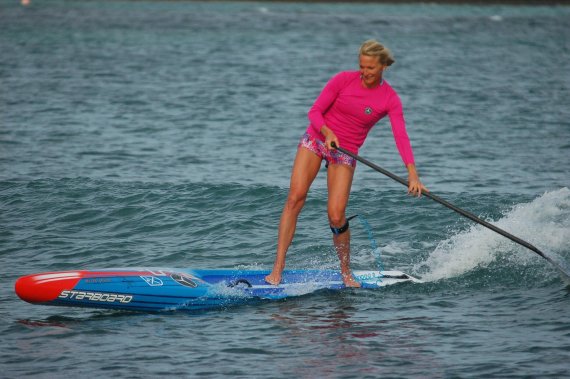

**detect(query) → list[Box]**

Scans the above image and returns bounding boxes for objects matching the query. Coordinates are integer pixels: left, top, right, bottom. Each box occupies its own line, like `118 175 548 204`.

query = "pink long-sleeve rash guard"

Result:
306 70 415 165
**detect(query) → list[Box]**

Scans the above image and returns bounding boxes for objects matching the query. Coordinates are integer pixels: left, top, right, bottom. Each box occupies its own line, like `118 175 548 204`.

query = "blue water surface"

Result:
1 1 570 377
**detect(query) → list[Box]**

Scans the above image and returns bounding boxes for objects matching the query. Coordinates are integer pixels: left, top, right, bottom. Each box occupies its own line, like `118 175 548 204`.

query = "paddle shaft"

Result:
332 144 550 261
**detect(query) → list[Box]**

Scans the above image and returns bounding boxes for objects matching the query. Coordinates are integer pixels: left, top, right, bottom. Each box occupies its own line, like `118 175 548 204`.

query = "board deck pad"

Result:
15 268 421 312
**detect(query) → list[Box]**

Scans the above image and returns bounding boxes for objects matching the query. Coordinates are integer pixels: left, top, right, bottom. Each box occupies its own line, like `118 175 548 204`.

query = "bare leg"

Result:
265 148 322 285
327 163 360 288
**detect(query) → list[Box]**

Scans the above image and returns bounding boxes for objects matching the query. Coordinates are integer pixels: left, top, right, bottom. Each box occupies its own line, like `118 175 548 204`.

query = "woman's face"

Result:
359 55 386 88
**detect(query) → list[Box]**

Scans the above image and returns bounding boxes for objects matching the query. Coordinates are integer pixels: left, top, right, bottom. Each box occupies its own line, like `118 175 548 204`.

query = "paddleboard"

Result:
15 268 421 312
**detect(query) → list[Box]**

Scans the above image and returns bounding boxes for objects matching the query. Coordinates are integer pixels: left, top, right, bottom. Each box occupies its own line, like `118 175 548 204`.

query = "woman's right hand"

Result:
320 125 340 150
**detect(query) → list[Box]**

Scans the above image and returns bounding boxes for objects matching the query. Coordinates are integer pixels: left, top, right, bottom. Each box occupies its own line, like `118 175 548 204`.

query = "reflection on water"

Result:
268 295 442 378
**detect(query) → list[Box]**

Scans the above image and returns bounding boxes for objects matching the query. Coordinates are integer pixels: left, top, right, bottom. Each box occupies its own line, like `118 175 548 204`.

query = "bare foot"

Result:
342 274 361 288
265 272 282 285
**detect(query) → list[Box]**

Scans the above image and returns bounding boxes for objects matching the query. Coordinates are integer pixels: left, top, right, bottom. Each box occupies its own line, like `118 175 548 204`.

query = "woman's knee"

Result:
328 209 346 227
285 191 307 213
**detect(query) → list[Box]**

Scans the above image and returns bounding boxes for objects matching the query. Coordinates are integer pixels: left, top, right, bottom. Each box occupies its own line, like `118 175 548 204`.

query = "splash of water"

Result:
414 188 570 282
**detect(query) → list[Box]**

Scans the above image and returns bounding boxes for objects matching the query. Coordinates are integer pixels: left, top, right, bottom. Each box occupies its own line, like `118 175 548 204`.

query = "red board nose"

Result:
15 271 85 304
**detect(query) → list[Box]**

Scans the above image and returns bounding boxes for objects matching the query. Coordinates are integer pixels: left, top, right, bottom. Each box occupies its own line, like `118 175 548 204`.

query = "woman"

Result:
265 39 427 287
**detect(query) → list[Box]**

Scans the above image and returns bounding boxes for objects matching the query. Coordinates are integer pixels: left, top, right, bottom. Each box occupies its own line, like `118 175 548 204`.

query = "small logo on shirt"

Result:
364 107 373 115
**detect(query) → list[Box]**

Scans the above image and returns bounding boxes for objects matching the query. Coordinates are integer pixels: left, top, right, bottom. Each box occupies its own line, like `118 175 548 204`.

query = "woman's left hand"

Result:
406 164 428 197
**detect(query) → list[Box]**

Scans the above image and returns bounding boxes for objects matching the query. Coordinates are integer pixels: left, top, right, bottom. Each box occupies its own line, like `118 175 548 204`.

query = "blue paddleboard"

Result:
15 268 421 312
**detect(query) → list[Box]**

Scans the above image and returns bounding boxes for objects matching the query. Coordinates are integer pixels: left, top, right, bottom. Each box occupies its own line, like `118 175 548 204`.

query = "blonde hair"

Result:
359 39 395 66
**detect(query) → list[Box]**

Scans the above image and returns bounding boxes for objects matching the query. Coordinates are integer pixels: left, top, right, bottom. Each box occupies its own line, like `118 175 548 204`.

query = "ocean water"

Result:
2 0 570 377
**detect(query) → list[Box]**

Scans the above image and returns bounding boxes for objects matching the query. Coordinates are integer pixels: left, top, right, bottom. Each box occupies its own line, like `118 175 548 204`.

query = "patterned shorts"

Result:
298 133 356 168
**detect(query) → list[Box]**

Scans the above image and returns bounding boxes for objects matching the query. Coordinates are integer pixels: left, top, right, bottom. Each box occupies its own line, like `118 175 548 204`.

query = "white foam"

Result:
207 282 254 299
415 188 570 282
281 282 327 297
235 262 265 271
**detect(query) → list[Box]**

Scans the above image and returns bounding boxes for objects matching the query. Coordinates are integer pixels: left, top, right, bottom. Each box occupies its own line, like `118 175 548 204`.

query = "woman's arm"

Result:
308 72 349 136
320 125 340 150
387 94 427 196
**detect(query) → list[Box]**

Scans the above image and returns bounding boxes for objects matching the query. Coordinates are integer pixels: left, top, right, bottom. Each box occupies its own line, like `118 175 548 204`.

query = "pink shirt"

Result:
306 70 415 165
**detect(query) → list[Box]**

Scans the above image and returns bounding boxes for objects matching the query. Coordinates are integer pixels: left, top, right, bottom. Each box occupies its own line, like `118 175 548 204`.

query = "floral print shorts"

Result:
298 133 356 168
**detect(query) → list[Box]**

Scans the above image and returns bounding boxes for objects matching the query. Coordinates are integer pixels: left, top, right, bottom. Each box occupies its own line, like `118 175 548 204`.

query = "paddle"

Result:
331 142 570 284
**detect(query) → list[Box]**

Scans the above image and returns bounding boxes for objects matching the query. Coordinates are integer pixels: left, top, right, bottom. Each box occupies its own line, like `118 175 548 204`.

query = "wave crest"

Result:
414 188 570 282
